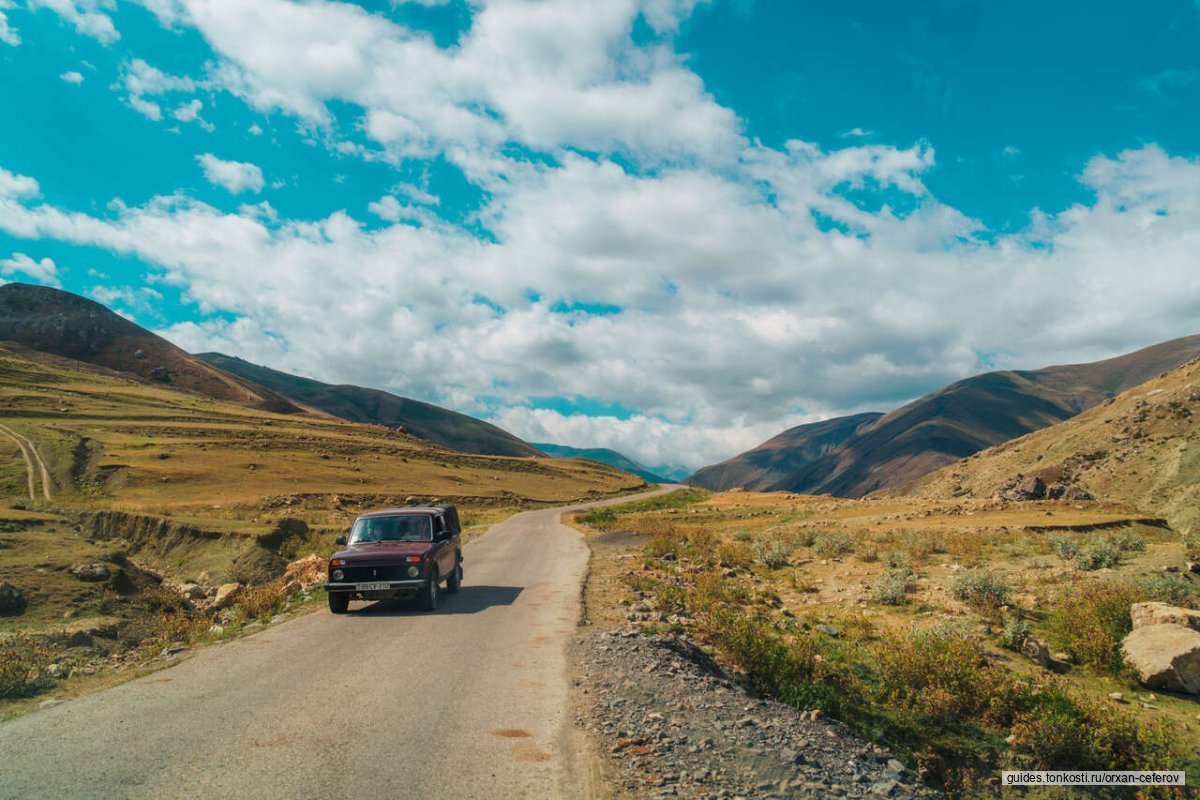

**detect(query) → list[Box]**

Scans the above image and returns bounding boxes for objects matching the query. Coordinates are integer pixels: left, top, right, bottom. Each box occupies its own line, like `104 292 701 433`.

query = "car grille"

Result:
337 565 414 582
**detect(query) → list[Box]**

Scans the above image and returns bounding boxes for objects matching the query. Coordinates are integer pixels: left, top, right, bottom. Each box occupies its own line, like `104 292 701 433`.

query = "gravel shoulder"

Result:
569 527 941 800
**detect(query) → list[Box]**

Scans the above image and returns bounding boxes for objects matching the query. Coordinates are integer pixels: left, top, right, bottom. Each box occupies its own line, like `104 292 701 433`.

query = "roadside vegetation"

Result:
571 489 1200 798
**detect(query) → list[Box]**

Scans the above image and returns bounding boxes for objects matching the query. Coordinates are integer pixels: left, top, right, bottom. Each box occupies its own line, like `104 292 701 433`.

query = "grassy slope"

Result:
689 334 1200 498
0 283 302 413
532 442 668 484
571 490 1200 795
906 355 1200 533
0 344 643 524
196 352 542 459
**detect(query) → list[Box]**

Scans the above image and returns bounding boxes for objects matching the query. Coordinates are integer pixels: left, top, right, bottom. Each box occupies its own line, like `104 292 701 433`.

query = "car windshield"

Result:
349 515 433 543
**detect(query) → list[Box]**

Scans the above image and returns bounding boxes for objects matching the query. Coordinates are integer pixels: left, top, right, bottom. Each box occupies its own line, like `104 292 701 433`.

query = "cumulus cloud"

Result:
118 57 201 121
60 70 85 84
2 142 1199 468
28 0 119 44
196 153 264 193
0 253 60 286
0 1 19 47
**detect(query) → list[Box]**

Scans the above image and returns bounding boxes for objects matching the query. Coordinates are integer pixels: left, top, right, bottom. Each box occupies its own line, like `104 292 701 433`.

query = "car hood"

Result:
333 541 433 564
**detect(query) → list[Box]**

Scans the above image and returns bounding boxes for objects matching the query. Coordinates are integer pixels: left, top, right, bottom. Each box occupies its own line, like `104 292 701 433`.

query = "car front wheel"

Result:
419 569 439 611
328 592 349 614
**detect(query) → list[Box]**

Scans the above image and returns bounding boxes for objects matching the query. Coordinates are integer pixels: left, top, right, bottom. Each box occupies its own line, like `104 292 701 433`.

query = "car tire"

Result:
446 561 462 594
419 569 439 611
328 593 350 614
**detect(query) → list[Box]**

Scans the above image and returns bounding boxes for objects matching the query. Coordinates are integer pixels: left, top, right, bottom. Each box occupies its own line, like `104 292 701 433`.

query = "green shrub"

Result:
951 569 1011 608
733 530 752 542
872 624 993 724
1052 537 1079 561
1049 581 1146 673
855 541 880 563
1074 539 1121 571
752 537 795 569
873 567 916 605
1138 573 1200 607
883 550 911 570
236 581 291 621
0 634 58 698
813 531 853 557
577 508 617 527
1109 530 1146 553
1001 614 1031 651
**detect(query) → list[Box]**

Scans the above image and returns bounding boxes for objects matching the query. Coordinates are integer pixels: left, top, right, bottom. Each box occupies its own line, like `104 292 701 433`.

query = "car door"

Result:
433 514 453 578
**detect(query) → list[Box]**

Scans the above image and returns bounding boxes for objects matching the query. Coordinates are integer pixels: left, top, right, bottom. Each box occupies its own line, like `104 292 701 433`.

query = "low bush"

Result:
577 508 617 528
873 566 916 605
1109 530 1146 553
1074 539 1121 571
236 581 291 622
1001 614 1031 651
752 537 795 569
855 541 880 563
951 569 1011 608
0 634 58 698
1138 573 1200 607
1048 581 1146 673
813 531 853 557
1052 537 1079 561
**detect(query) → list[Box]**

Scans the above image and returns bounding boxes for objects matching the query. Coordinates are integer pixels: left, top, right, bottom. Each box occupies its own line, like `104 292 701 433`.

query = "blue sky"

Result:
1 0 1198 470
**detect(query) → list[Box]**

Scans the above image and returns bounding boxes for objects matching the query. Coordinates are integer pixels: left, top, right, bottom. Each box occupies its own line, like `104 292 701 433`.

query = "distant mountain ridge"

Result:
532 443 667 483
0 283 302 413
197 353 542 458
688 334 1200 497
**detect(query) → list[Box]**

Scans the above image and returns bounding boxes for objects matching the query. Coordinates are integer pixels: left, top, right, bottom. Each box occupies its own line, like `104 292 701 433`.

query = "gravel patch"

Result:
573 629 941 799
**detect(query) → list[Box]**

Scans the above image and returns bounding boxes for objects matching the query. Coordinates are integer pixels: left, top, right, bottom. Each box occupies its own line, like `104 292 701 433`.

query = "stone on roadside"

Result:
1131 602 1200 633
69 563 110 582
1121 623 1200 694
212 582 243 610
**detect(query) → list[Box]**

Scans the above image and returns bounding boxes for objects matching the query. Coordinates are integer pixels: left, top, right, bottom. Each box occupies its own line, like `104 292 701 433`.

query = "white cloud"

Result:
28 0 119 44
2 144 1199 467
119 58 202 121
841 127 872 138
173 98 202 121
60 70 85 84
0 1 19 47
247 123 263 135
0 167 39 199
0 253 60 286
196 153 264 193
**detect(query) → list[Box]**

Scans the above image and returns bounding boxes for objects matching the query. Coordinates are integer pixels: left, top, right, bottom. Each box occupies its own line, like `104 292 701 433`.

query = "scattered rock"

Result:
69 563 110 582
1131 602 1200 633
815 624 841 638
282 554 326 590
1020 637 1051 668
0 581 26 612
1121 624 1200 694
149 367 171 382
212 583 243 610
178 583 207 601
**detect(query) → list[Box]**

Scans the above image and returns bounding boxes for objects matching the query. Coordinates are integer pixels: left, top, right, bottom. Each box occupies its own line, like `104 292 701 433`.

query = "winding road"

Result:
0 421 52 501
0 486 677 799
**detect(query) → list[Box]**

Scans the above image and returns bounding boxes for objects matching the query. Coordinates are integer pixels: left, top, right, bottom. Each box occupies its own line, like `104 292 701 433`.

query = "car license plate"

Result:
357 582 390 591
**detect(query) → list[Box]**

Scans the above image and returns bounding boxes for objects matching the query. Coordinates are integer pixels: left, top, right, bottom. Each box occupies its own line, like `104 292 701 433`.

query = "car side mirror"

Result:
335 535 347 546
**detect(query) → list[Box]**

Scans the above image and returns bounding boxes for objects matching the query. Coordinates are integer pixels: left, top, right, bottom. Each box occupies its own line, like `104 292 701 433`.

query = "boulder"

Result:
69 563 110 582
212 583 243 610
1047 483 1094 502
0 581 26 612
1131 602 1200 633
282 554 326 590
1021 637 1051 667
1016 476 1047 500
1121 624 1200 694
178 583 207 601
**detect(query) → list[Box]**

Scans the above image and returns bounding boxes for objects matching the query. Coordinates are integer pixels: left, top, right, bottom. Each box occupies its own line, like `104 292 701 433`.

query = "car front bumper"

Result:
324 580 425 592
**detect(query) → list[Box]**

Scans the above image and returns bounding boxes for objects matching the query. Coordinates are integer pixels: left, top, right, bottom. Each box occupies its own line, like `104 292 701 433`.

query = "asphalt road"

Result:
0 486 678 799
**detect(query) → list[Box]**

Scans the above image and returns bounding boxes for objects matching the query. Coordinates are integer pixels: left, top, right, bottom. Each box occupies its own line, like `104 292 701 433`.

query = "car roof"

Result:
357 506 446 519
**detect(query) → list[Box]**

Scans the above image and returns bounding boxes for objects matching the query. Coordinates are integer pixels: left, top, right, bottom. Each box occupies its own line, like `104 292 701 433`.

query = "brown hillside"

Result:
689 335 1200 497
0 283 302 413
904 355 1200 531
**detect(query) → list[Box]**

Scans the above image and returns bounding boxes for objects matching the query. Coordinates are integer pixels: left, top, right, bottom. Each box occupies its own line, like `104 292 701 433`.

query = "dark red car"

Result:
325 505 463 613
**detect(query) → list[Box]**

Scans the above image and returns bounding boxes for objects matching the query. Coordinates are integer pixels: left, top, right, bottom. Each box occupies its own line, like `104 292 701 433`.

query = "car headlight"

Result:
407 566 419 577
333 569 344 581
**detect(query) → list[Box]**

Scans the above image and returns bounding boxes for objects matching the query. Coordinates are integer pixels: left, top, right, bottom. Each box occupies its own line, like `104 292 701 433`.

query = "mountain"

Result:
196 353 542 458
532 443 668 484
903 354 1200 531
688 334 1200 497
0 283 303 413
688 413 883 493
